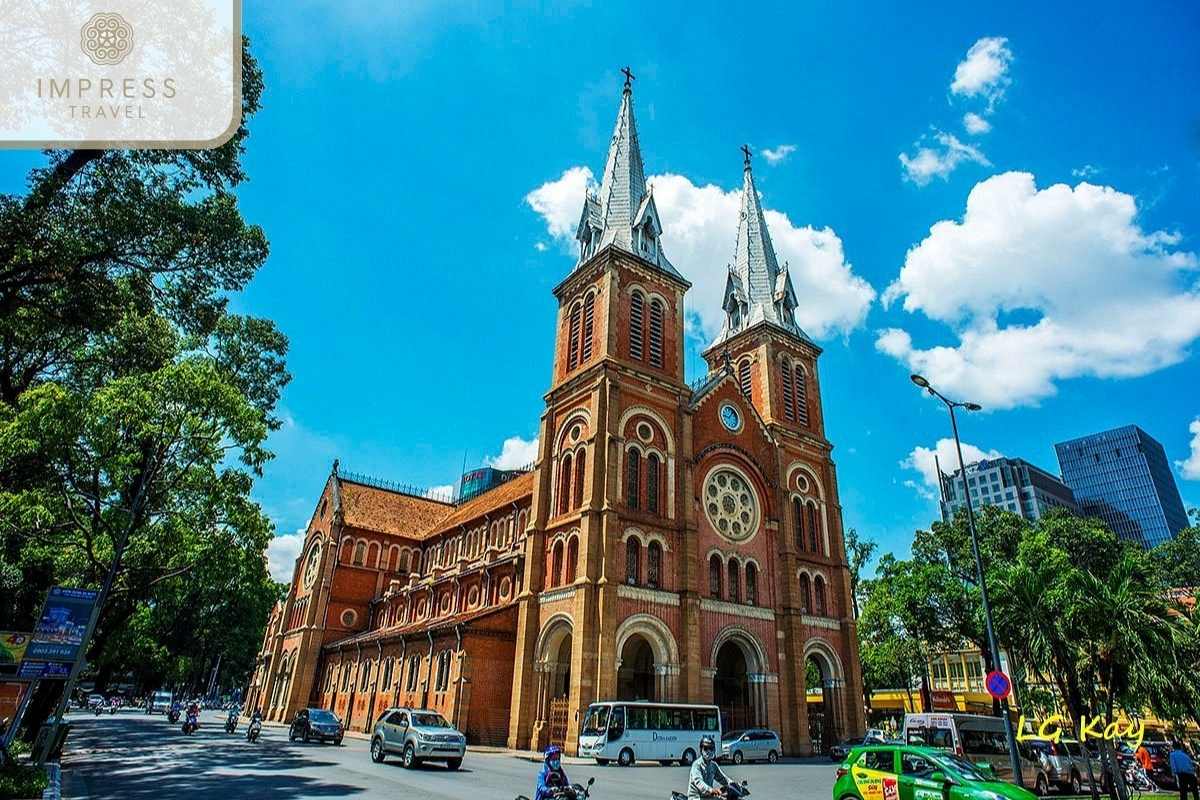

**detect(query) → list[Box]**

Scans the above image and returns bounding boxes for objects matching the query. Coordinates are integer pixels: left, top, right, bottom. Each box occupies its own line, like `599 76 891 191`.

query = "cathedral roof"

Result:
707 150 810 351
336 478 452 539
325 603 517 649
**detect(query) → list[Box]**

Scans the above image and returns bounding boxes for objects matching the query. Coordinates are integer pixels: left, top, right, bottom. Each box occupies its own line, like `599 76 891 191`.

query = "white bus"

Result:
577 701 721 767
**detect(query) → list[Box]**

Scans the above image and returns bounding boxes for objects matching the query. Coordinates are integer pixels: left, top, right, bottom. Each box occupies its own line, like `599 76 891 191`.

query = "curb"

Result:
42 762 61 800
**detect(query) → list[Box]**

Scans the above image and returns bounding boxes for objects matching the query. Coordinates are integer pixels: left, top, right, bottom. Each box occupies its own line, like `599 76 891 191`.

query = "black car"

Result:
830 735 886 761
289 708 344 745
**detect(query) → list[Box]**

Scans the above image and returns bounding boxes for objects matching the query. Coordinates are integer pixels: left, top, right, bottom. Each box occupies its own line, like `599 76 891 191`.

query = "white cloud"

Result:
878 171 1200 409
963 112 991 135
760 145 797 165
526 171 876 341
424 484 457 502
534 241 548 252
902 438 1005 499
1179 418 1200 481
1072 165 1100 179
900 132 990 185
266 528 306 583
485 436 540 470
524 166 596 240
951 37 1013 110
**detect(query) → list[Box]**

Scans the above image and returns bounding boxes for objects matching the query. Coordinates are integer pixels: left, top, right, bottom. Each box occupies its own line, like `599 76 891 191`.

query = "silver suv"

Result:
719 728 782 764
369 707 467 770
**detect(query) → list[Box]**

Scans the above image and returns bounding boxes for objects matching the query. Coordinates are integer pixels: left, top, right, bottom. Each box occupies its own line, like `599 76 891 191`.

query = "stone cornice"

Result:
699 598 776 621
616 584 681 606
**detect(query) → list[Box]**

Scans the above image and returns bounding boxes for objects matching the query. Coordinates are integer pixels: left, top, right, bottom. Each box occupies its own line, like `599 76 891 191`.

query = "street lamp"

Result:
910 374 1024 788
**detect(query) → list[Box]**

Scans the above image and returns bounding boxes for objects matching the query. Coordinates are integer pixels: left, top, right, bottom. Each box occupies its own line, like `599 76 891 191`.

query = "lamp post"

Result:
910 374 1024 788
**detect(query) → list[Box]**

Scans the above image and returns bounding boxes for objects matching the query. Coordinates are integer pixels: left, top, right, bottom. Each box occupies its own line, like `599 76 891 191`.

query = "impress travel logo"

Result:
1 1 241 149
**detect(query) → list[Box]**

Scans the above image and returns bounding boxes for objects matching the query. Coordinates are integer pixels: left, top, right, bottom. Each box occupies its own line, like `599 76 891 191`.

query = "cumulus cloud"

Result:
963 112 991 135
425 484 457 502
902 438 1005 500
761 144 797 165
951 37 1013 110
485 436 540 470
525 165 595 241
266 528 306 583
1179 418 1200 481
878 171 1200 409
900 132 990 185
526 171 876 341
1072 165 1100 179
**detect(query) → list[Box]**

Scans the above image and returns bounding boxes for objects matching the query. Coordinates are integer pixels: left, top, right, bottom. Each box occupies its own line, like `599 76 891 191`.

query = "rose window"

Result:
703 468 759 542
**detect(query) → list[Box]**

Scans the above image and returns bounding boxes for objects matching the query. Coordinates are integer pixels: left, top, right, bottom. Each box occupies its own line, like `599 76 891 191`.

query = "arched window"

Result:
648 300 664 368
807 501 819 553
551 542 564 588
626 538 641 585
800 574 811 614
792 498 803 550
709 555 722 599
646 453 660 516
568 302 582 371
435 650 451 692
406 654 420 692
566 537 579 584
325 666 335 692
558 454 573 516
738 360 752 398
647 541 662 589
574 450 587 510
626 450 641 510
781 361 795 421
794 365 810 426
360 660 373 692
353 541 366 566
629 291 645 361
728 560 740 604
745 563 757 606
582 293 595 363
341 662 352 692
814 576 827 616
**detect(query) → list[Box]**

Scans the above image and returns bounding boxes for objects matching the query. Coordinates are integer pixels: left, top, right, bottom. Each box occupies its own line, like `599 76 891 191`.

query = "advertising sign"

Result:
0 681 28 725
0 632 31 676
17 660 72 680
26 587 100 662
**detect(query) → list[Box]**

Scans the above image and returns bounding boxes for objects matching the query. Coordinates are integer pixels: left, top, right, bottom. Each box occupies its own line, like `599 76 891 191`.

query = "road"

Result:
59 710 841 800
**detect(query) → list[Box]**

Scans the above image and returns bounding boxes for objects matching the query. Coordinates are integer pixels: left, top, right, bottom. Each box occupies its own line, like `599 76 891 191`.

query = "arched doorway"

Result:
713 641 753 730
533 615 574 751
552 633 573 699
805 652 839 754
617 635 656 701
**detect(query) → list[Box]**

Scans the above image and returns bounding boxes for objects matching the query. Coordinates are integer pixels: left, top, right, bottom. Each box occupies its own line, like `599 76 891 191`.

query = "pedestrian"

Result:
1170 740 1199 800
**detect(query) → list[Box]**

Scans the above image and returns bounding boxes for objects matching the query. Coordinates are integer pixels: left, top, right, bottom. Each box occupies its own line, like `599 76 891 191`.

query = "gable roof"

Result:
336 479 453 539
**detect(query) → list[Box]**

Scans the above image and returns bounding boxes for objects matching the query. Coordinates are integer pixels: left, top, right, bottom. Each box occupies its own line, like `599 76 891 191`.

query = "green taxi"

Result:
834 745 1038 800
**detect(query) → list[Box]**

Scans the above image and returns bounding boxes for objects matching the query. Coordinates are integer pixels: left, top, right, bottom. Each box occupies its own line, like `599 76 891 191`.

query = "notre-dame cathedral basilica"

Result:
250 72 866 756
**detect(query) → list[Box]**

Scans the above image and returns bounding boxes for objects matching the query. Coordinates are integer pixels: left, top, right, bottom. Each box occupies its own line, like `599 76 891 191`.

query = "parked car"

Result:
87 694 104 708
1142 741 1177 789
288 708 344 745
1020 737 1097 795
833 744 1038 800
830 735 888 762
719 729 782 764
369 707 466 769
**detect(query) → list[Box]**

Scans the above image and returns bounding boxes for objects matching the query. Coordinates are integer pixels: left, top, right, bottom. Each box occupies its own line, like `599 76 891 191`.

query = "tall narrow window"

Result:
709 555 722 599
745 563 757 605
738 360 752 398
648 300 664 368
626 538 641 585
558 454 573 516
552 542 564 587
629 291 645 361
794 366 810 426
626 450 641 510
407 654 420 691
814 576 827 616
566 537 578 584
568 303 582 371
727 560 740 603
647 541 662 589
435 651 450 692
353 541 366 565
581 293 595 363
781 362 795 421
573 450 587 510
807 501 819 553
792 498 803 550
799 574 811 614
646 454 660 516
360 660 373 692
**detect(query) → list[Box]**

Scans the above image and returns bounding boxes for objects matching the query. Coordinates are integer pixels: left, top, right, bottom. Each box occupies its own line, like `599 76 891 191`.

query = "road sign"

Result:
985 670 1011 699
27 587 99 662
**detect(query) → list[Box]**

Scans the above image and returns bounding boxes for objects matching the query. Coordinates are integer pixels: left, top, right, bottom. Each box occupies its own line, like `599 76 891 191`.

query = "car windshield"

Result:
722 730 746 742
310 710 339 724
412 712 451 728
581 706 609 735
933 752 995 783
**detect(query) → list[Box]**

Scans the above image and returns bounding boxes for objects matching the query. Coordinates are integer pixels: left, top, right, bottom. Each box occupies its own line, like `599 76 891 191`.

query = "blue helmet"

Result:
545 744 563 761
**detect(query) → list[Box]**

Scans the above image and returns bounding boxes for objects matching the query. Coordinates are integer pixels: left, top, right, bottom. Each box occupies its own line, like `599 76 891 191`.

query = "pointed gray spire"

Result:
574 70 682 278
709 147 808 349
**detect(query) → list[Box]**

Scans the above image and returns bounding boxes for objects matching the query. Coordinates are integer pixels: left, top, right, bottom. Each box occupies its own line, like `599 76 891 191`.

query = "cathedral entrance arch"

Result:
617 636 656 701
533 614 574 750
710 627 767 732
804 640 844 755
614 613 679 702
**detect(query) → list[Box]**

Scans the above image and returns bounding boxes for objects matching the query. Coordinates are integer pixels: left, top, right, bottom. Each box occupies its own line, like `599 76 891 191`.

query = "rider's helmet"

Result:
544 744 563 762
700 735 717 762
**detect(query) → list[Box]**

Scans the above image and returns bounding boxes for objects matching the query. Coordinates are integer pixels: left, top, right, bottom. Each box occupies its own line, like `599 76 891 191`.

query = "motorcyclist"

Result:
536 744 570 800
251 706 263 722
688 735 731 799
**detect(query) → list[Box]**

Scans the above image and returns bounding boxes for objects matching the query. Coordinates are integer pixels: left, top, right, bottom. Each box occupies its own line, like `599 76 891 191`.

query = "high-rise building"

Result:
939 456 1078 523
1054 425 1189 549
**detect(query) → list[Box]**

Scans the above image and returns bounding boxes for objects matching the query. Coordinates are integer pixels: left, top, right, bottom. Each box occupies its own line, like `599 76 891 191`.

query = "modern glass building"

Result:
1054 425 1189 549
939 456 1079 523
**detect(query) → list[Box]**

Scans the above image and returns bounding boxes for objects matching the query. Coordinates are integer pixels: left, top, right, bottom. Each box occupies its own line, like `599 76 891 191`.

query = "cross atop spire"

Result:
622 66 634 90
741 144 752 167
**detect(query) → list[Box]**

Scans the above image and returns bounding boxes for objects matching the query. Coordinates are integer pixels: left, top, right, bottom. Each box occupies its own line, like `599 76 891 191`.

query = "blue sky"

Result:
4 0 1198 580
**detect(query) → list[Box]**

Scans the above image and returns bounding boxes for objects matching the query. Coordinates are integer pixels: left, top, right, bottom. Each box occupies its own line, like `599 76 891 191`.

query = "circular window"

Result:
302 544 321 590
703 467 759 543
468 586 480 607
570 424 582 442
499 576 512 600
796 474 809 493
417 601 427 618
340 609 358 628
440 594 451 613
637 423 653 442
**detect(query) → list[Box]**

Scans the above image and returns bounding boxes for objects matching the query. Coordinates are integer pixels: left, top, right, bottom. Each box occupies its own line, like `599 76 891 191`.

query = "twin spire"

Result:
574 69 808 347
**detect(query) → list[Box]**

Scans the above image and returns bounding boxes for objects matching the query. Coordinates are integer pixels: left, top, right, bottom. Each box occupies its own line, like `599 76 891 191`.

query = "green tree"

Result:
1150 526 1200 590
844 528 877 620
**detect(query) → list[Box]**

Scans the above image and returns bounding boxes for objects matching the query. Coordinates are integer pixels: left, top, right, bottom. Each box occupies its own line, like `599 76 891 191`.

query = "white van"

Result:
150 691 173 713
902 713 1029 781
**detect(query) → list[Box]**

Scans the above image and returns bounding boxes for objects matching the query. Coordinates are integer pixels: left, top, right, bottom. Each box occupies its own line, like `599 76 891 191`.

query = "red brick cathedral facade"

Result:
250 77 866 756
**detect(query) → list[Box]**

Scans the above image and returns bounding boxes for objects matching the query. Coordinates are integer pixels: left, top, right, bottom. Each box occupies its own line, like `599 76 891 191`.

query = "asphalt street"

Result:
58 710 842 800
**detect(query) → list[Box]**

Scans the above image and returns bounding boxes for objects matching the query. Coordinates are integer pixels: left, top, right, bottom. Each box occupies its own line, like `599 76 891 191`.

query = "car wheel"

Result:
334 737 343 746
618 748 635 767
681 749 696 766
1071 772 1082 794
1036 774 1049 796
446 758 462 771
403 743 418 769
302 729 311 744
596 759 610 766
371 738 386 763
768 750 779 764
733 751 745 765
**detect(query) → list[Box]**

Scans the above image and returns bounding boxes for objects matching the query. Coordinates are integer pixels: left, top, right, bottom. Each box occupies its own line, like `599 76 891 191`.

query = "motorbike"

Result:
224 709 239 734
182 711 200 735
1124 763 1157 792
168 707 181 724
670 780 750 800
246 717 262 743
93 704 102 716
515 775 595 800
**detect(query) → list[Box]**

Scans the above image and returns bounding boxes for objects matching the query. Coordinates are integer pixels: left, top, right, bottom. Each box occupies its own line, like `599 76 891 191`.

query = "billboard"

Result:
0 632 30 677
26 587 100 663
